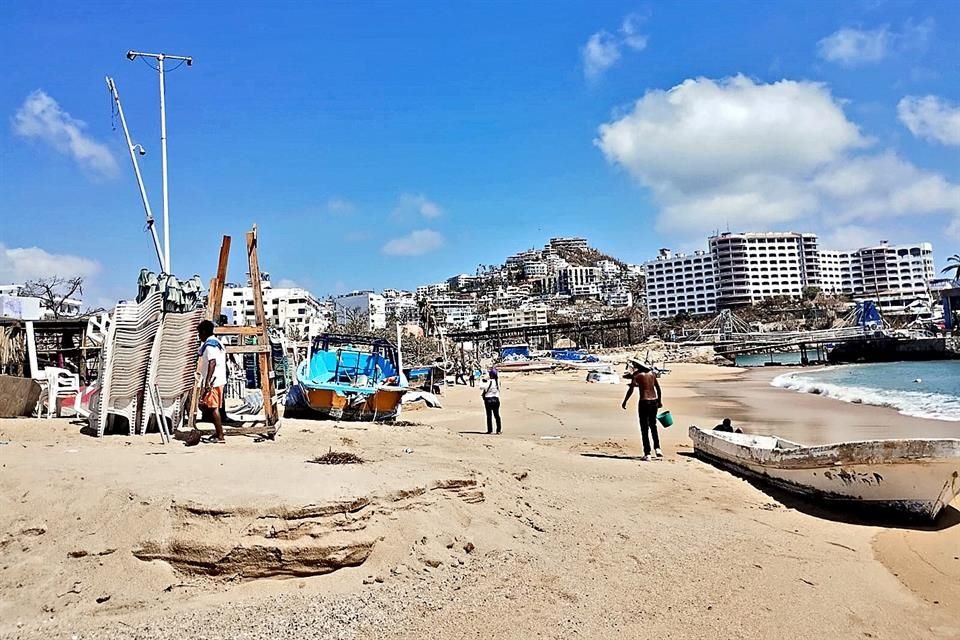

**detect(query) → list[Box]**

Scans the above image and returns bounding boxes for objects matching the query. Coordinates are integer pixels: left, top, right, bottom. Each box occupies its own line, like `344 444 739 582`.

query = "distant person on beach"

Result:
455 361 468 385
713 418 742 433
481 368 502 434
621 359 662 460
197 320 226 444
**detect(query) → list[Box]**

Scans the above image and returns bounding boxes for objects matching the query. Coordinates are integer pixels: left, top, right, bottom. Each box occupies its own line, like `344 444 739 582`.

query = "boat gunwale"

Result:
689 426 960 470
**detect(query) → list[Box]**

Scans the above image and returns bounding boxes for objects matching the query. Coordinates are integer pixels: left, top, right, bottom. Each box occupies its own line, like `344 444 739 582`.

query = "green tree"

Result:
941 254 960 281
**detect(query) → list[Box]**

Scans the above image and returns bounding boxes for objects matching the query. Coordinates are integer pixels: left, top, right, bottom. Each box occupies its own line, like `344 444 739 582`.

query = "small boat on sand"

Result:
293 334 407 421
689 426 960 521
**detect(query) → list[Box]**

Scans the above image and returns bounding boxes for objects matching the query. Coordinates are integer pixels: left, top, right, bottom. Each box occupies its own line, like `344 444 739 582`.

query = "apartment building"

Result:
821 241 935 314
709 232 820 307
446 274 479 291
335 291 387 330
422 296 479 329
384 295 419 324
644 249 717 319
222 279 326 333
546 237 589 252
487 304 549 331
415 282 449 299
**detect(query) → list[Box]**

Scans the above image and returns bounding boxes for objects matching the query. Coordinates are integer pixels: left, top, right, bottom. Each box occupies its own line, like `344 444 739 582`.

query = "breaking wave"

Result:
771 371 960 422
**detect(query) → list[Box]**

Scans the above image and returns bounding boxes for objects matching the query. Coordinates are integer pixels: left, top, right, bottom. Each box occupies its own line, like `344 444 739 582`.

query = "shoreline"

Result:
694 364 960 443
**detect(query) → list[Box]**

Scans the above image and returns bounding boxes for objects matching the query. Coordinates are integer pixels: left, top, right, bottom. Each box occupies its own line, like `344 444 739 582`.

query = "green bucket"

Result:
657 410 674 428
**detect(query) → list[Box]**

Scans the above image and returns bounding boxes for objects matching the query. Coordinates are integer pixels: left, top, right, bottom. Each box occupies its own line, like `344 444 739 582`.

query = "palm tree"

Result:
942 254 960 282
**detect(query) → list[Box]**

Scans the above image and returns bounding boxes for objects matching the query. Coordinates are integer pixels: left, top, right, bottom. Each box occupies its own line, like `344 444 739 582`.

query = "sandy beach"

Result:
1 363 958 639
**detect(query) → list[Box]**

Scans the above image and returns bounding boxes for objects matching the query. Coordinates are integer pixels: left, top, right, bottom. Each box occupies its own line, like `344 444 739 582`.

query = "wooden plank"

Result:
207 236 232 321
188 236 232 431
190 424 277 437
214 325 264 336
225 344 271 354
246 226 278 427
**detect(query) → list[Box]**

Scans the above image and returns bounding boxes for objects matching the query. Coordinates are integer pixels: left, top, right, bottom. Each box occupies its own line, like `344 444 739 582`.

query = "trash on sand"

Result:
402 448 415 454
307 450 365 465
540 435 562 441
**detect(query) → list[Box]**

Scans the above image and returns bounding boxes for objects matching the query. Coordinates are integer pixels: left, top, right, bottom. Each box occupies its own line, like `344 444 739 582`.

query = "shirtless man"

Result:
621 359 663 460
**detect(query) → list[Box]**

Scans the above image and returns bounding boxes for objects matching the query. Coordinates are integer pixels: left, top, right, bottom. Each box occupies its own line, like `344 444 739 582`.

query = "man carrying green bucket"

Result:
621 358 664 461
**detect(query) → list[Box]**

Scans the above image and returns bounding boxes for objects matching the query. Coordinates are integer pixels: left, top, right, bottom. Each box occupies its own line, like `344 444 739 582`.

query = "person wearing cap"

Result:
621 359 663 460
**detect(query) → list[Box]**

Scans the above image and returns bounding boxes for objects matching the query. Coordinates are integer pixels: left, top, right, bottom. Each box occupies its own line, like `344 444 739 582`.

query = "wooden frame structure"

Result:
186 225 279 437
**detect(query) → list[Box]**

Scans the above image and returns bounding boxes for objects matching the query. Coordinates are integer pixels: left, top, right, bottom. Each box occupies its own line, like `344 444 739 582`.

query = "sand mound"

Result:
132 479 485 580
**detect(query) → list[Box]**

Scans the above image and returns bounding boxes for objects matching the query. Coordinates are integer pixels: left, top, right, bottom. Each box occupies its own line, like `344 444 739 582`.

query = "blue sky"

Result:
1 0 958 307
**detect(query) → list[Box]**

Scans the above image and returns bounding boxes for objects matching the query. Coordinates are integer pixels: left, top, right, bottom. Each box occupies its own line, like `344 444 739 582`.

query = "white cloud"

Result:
382 230 445 256
817 27 889 66
819 224 887 251
274 278 300 289
0 243 102 284
394 193 443 219
12 90 118 178
326 197 355 214
582 14 648 79
595 74 960 238
897 95 960 146
817 18 933 67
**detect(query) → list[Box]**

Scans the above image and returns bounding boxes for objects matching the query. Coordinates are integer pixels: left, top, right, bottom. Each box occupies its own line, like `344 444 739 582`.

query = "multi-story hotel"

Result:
644 249 717 319
709 232 820 307
820 241 935 314
646 233 936 319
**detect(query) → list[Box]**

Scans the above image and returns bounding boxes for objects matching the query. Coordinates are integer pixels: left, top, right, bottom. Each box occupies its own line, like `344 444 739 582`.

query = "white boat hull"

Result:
689 427 960 521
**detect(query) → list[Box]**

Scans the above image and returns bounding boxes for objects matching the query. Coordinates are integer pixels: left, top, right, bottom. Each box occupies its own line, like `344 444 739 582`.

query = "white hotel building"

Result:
645 233 936 319
709 232 820 307
820 241 935 314
221 277 327 334
644 249 718 319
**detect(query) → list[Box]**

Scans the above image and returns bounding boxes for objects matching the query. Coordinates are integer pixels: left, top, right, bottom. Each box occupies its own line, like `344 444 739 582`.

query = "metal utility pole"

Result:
105 76 165 272
126 50 193 274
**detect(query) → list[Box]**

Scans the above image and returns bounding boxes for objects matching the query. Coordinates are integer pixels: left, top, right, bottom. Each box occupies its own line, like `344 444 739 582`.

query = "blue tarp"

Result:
299 348 399 390
500 345 530 359
853 301 883 327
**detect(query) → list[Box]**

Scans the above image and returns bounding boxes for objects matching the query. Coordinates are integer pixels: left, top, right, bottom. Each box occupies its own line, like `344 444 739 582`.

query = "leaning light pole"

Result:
126 49 193 273
105 75 165 272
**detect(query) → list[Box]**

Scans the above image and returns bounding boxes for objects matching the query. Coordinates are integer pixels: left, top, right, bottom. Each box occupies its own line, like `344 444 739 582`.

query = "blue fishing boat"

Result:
294 334 407 421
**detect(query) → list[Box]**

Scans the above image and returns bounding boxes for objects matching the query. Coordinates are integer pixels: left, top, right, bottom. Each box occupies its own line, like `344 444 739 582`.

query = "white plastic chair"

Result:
41 367 81 418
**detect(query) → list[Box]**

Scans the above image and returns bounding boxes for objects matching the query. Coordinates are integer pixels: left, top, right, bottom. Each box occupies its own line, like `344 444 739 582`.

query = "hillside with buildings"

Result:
209 232 946 346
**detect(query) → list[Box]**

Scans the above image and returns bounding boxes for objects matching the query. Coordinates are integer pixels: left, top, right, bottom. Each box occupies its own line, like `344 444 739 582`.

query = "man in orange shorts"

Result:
197 320 227 443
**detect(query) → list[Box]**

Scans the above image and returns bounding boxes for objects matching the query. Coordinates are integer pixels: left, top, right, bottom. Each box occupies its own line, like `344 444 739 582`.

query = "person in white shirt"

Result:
197 320 227 443
481 368 502 434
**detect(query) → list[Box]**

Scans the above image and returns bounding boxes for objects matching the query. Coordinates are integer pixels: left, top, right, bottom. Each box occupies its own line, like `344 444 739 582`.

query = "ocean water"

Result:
771 361 960 422
736 352 805 367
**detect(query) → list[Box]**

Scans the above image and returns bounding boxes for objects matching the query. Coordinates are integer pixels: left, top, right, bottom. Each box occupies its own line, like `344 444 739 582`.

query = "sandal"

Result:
201 436 226 444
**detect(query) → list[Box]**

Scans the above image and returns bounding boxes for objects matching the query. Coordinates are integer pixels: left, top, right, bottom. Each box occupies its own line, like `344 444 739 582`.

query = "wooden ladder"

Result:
186 225 279 437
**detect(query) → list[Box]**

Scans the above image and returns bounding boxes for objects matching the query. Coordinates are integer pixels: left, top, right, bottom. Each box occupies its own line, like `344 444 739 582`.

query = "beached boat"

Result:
294 334 407 421
689 426 960 520
496 343 554 373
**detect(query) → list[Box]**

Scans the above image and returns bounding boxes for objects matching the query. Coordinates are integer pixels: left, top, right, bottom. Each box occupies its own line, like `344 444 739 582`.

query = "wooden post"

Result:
187 236 232 430
246 227 277 426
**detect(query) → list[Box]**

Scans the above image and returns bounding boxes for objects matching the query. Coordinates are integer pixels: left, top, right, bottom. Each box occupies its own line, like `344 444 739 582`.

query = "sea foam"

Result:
771 372 960 422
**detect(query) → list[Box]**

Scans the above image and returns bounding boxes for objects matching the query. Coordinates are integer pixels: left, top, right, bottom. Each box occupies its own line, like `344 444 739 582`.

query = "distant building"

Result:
446 274 479 291
644 249 717 319
222 277 326 334
335 291 387 330
416 282 449 299
384 295 419 324
546 237 589 252
821 241 935 314
487 304 549 331
709 232 820 307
